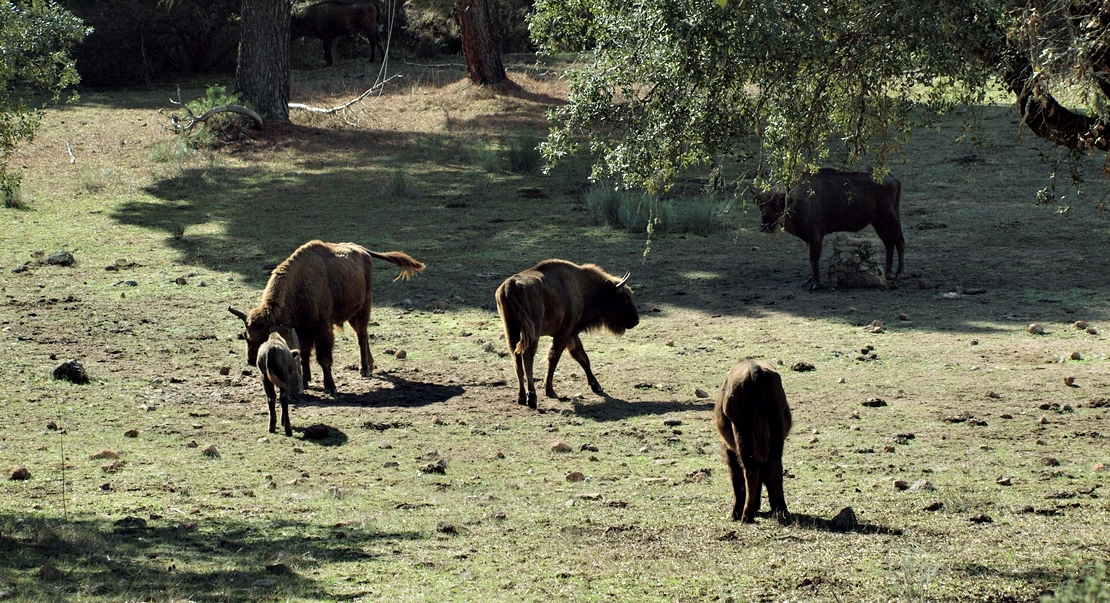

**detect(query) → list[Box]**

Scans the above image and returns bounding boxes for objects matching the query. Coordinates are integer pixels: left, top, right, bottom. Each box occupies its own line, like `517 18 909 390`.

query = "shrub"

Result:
507 135 542 174
585 183 729 235
1043 561 1110 603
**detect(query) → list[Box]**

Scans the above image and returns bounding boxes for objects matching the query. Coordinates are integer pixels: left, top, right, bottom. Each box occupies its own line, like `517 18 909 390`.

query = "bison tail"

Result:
368 250 426 281
748 365 775 464
496 283 538 356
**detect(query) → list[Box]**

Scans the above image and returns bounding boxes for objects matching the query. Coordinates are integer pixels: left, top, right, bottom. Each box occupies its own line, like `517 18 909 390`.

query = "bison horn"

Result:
616 272 631 288
228 306 248 324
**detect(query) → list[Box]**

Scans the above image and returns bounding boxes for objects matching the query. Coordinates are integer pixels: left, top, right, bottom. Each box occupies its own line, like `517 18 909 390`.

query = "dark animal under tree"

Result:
756 168 904 290
495 259 639 409
229 240 424 396
714 358 793 523
291 0 385 66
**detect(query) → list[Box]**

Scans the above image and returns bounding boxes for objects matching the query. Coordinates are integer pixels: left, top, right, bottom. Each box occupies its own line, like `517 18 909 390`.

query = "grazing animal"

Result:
229 240 424 395
714 359 793 523
495 259 639 409
291 0 385 66
756 168 904 289
257 331 304 436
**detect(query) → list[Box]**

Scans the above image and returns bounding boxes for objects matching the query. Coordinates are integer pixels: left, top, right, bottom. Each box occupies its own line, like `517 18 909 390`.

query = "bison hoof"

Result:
527 393 538 410
773 510 791 525
545 388 559 399
589 383 604 395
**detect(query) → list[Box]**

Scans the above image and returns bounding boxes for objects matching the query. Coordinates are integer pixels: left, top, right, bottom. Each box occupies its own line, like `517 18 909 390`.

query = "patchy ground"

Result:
1 57 1109 602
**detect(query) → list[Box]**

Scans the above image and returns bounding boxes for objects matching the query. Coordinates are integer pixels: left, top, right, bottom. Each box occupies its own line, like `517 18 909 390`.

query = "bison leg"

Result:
504 326 529 406
349 314 374 378
322 38 335 66
316 329 338 395
567 335 603 394
874 220 906 282
543 338 568 399
279 389 293 437
297 331 313 387
765 457 790 524
263 378 278 434
805 237 826 290
724 445 747 521
521 345 539 409
740 458 763 523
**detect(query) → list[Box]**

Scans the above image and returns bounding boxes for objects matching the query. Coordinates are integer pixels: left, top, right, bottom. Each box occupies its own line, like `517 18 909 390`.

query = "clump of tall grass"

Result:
2 185 28 209
585 182 730 235
507 135 542 174
1042 560 1110 603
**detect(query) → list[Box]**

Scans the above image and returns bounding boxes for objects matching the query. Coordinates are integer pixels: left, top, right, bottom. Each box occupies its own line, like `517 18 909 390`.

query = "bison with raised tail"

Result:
292 0 386 66
229 240 424 396
756 168 904 289
714 358 792 523
495 259 639 409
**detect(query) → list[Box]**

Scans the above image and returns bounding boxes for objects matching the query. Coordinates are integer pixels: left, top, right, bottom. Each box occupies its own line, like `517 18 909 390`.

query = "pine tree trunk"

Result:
457 0 506 86
236 0 291 121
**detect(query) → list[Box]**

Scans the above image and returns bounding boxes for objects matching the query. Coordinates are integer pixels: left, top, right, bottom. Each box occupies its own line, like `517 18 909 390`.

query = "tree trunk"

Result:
457 0 506 86
236 0 291 121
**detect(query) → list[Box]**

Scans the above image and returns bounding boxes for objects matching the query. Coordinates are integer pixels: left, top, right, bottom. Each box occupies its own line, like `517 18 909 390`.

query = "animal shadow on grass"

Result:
571 395 714 422
782 510 903 535
296 372 465 409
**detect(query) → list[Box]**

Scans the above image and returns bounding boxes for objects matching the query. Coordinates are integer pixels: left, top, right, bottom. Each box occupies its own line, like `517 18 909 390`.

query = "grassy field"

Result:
2 57 1109 602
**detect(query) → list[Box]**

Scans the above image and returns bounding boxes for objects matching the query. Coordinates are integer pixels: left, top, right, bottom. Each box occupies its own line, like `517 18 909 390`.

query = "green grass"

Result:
1 74 1109 602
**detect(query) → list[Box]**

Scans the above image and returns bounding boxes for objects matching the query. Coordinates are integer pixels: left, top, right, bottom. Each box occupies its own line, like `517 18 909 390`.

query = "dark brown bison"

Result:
229 240 424 396
714 358 792 523
495 259 639 409
257 331 303 436
291 0 385 66
756 168 904 289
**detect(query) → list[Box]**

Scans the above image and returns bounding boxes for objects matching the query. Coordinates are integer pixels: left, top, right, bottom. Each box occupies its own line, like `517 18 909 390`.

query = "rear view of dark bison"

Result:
495 259 639 409
714 359 793 523
229 240 424 396
291 0 385 66
757 168 904 289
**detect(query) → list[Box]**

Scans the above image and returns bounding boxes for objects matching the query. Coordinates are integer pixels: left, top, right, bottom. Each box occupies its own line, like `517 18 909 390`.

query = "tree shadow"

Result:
0 513 423 602
571 395 715 422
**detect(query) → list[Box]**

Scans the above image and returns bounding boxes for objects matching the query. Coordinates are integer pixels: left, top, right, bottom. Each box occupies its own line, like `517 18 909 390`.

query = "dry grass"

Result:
1 57 1109 603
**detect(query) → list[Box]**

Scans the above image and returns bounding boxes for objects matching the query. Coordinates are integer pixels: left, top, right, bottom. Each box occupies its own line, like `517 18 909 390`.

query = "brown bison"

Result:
495 259 639 409
229 240 424 396
291 0 385 66
756 168 904 289
714 358 792 523
257 331 303 436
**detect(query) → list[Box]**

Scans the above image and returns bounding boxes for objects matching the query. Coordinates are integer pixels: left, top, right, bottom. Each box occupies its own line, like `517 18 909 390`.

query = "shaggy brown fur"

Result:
230 240 424 395
495 259 639 409
257 332 303 436
756 168 904 289
714 359 793 523
292 0 385 66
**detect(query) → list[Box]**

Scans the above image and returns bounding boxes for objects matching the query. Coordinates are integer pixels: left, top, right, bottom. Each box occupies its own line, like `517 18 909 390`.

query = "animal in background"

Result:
756 168 904 289
495 259 639 409
291 0 386 66
714 358 793 523
256 331 303 436
229 240 424 395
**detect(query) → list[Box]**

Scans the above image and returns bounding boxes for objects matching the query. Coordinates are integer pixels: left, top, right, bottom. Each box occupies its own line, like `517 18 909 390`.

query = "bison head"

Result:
604 273 640 335
229 306 275 366
755 191 787 233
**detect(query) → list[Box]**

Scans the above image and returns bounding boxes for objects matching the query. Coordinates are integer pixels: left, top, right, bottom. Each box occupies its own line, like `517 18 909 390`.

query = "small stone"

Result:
565 471 585 483
808 437 818 444
898 313 910 321
174 277 187 285
837 377 846 384
969 514 993 524
382 461 398 468
1086 327 1098 335
89 449 118 460
550 441 572 453
1036 439 1047 445
1075 321 1089 330
862 398 887 407
908 479 934 492
580 443 598 452
265 563 292 575
219 366 231 376
419 462 445 474
922 501 944 511
883 445 896 453
996 477 1012 486
1041 457 1059 467
894 479 910 491
394 349 407 359
1071 351 1082 361
663 419 683 427
1093 463 1106 472
436 522 457 534
185 440 198 448
124 429 138 438
791 362 815 372
201 444 220 458
971 339 979 345
9 466 30 480
1039 416 1050 425
39 563 65 581
431 415 444 425
481 342 496 353
52 359 89 384
862 320 884 333
1064 376 1076 387
1028 323 1045 335
694 388 709 399
986 390 1001 399
665 340 675 347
